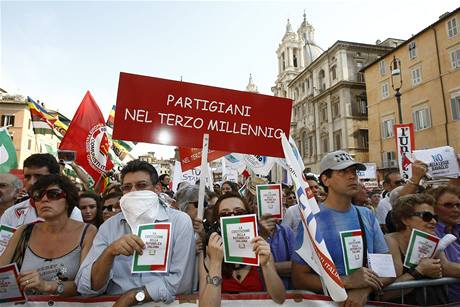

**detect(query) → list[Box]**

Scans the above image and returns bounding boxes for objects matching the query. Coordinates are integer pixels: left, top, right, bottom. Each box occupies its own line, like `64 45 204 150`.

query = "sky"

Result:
1 0 459 159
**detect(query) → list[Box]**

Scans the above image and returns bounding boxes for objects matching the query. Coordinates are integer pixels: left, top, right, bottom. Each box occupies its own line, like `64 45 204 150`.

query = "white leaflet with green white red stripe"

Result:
221 214 258 266
404 228 440 269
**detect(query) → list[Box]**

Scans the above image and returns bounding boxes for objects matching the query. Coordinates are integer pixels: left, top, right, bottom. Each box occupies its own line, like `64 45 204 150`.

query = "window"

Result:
357 129 369 149
332 100 340 118
331 65 337 80
319 70 326 91
451 49 460 69
379 60 386 76
27 139 32 150
1 115 15 127
293 49 298 67
352 95 368 116
28 119 31 130
282 53 286 70
451 94 460 120
408 41 417 60
381 83 389 99
382 151 397 168
412 107 431 131
381 118 395 139
411 67 422 86
447 17 458 38
320 103 328 122
308 135 314 156
333 130 342 150
321 135 329 153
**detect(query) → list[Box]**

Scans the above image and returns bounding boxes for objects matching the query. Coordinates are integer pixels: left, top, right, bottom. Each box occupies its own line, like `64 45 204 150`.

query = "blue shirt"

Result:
435 222 460 302
268 224 295 289
292 204 388 276
76 206 195 303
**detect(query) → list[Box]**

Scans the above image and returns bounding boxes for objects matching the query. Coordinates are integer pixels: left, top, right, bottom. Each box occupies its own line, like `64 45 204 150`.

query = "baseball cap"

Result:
319 150 366 175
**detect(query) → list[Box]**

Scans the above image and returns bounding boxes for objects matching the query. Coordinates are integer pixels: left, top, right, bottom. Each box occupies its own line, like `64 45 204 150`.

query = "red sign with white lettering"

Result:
113 72 292 157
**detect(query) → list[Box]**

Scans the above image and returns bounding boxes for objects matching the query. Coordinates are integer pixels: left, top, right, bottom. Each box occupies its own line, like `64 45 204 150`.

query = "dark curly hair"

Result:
392 193 436 232
24 153 60 174
29 174 79 217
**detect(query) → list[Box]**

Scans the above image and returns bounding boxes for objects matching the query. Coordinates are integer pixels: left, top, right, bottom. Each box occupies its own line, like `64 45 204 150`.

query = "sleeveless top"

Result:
221 266 264 293
20 223 90 284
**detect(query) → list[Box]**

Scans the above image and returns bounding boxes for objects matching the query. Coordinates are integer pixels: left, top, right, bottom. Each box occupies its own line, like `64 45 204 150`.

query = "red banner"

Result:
113 72 292 157
59 91 113 182
179 147 227 172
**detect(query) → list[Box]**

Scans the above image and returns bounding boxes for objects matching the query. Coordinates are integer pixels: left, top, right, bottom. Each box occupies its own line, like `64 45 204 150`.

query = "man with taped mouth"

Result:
76 160 195 305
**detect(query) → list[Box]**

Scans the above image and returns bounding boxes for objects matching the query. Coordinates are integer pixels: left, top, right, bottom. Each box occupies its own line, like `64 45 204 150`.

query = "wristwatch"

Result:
56 280 65 295
135 288 146 304
408 268 424 280
206 275 222 287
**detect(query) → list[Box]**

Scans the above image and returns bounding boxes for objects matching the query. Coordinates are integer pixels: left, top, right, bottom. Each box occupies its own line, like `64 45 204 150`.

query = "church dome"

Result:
304 41 324 66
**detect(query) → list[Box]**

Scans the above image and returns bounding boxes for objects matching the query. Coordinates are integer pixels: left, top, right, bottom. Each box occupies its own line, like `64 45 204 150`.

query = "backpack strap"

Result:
355 207 368 268
11 223 35 271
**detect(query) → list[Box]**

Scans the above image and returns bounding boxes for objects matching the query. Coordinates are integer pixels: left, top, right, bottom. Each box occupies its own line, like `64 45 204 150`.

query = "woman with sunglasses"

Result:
198 193 285 307
78 192 103 228
0 174 97 297
384 193 460 305
101 192 122 222
430 185 460 303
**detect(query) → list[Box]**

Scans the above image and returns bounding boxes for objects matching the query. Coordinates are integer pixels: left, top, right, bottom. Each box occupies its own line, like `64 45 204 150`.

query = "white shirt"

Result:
282 204 302 235
375 196 392 225
0 198 83 228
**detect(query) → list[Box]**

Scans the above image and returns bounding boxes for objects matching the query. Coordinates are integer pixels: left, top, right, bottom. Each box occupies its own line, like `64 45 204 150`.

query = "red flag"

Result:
59 91 113 182
179 147 228 172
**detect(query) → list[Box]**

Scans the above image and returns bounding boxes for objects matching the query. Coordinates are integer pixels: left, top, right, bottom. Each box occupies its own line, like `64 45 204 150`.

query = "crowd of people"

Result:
0 150 459 306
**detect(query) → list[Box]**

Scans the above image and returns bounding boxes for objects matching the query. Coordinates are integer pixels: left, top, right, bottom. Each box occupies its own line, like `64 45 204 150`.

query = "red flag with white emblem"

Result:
59 91 113 182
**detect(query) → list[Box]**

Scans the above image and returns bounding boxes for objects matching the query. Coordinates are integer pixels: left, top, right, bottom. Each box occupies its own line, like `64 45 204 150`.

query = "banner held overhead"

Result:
113 72 292 157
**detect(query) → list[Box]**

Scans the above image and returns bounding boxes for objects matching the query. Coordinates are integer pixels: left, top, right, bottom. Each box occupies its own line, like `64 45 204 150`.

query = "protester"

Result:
430 186 460 302
375 171 405 233
259 212 295 289
383 185 405 233
206 191 219 223
198 193 285 306
220 181 239 195
0 173 22 217
1 154 83 227
292 150 392 307
369 191 381 210
78 192 103 228
352 182 374 212
384 193 460 305
176 185 208 255
282 175 320 234
101 192 122 221
0 174 96 296
284 190 297 208
76 160 195 305
159 174 171 193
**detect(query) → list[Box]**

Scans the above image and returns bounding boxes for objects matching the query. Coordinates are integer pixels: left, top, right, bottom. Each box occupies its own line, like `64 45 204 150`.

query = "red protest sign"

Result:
179 147 228 172
113 72 292 157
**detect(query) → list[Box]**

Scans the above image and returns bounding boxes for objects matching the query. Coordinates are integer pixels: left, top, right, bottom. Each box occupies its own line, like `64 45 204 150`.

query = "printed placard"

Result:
404 229 440 269
368 254 396 278
340 229 363 275
0 225 16 255
413 146 460 178
256 184 283 219
0 263 26 303
221 214 259 266
132 223 171 273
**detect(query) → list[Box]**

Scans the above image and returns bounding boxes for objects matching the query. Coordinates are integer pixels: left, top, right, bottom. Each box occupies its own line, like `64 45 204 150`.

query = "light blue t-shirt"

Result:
292 203 388 276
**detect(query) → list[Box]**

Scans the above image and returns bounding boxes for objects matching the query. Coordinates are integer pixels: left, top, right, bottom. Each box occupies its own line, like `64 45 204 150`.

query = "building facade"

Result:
363 8 460 170
287 41 395 173
0 90 61 168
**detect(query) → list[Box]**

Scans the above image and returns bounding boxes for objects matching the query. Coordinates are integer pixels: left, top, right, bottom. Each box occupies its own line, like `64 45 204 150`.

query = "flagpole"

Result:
197 134 209 220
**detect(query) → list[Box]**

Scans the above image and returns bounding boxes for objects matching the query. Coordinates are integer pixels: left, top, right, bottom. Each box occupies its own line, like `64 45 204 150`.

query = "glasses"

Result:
0 183 12 188
439 202 460 210
413 211 438 222
103 205 120 212
120 181 153 193
31 188 66 202
287 196 296 200
218 208 247 218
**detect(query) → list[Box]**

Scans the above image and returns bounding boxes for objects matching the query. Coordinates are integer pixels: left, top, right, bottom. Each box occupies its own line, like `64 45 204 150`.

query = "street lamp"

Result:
390 56 403 124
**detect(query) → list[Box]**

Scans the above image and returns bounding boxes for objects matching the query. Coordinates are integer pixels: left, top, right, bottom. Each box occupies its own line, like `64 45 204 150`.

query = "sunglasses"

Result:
102 205 120 212
413 211 438 222
439 202 460 210
393 179 406 186
218 208 247 218
120 181 152 193
31 188 66 202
